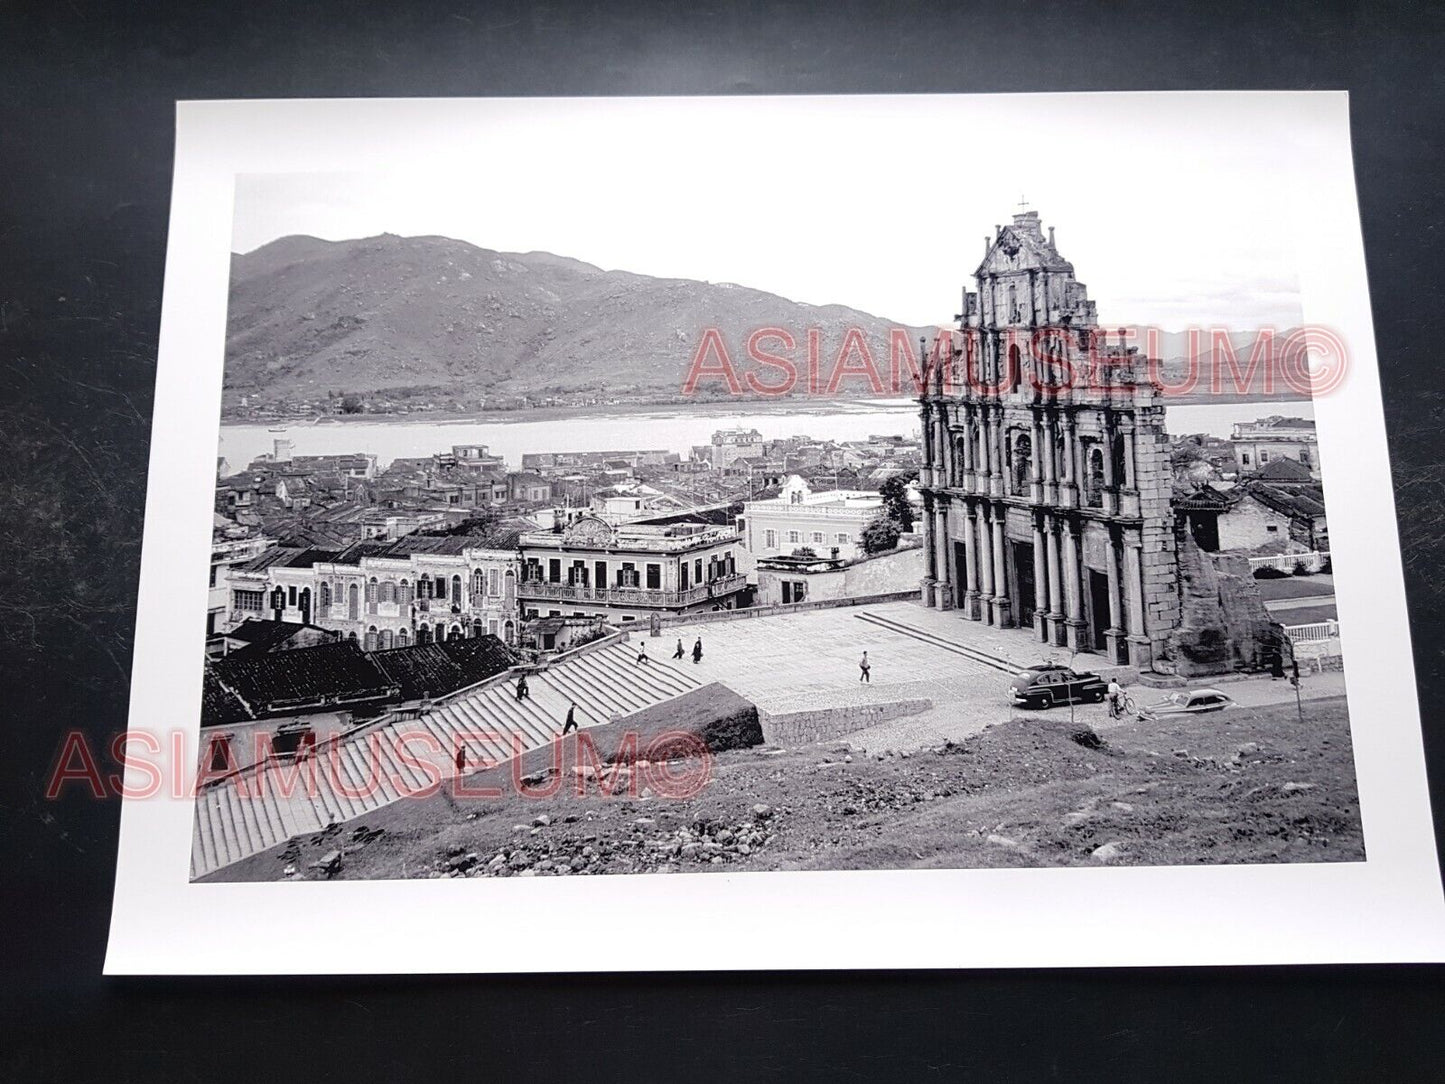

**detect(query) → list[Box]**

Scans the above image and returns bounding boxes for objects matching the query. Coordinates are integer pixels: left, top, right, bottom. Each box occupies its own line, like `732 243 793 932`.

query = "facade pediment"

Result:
563 515 615 544
974 222 1073 279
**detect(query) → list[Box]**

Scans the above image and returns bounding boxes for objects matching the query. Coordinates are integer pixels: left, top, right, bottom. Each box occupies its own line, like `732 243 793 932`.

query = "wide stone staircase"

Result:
190 639 702 879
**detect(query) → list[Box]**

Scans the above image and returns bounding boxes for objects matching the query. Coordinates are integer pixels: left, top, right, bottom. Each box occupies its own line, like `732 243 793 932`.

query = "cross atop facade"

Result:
1016 195 1031 212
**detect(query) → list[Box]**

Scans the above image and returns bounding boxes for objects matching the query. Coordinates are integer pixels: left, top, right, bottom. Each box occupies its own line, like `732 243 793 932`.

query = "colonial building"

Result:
207 532 273 636
517 516 747 625
1230 415 1319 479
699 427 765 469
741 474 890 565
218 533 522 649
918 208 1179 667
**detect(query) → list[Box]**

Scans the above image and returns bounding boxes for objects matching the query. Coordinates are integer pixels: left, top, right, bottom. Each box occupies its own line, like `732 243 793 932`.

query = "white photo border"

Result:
106 93 1445 974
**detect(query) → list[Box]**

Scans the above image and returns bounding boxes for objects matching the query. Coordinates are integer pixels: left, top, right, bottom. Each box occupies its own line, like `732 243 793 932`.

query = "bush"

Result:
1291 560 1311 576
861 515 901 555
879 472 918 533
1253 566 1289 579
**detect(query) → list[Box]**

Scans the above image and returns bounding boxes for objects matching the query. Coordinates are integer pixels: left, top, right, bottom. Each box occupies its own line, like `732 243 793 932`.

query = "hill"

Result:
223 234 931 413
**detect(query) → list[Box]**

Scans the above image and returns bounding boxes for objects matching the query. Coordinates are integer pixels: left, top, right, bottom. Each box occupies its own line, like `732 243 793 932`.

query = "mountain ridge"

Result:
224 233 932 412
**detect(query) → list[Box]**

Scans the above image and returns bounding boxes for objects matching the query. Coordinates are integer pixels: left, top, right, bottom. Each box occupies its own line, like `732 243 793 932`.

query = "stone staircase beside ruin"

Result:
190 639 702 879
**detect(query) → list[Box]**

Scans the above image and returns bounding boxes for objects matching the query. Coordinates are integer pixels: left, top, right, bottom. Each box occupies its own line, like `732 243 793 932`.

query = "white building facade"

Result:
518 516 747 625
1230 416 1320 479
741 475 886 565
219 544 521 648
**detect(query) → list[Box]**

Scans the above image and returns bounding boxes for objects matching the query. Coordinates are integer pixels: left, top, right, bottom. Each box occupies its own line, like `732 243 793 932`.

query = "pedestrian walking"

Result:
562 702 579 735
637 641 650 665
515 674 529 701
1106 677 1123 718
859 650 871 683
692 637 703 664
672 638 685 659
455 746 466 773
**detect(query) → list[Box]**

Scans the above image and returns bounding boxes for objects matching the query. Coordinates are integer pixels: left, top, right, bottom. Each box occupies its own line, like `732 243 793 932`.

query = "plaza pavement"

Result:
659 599 1350 753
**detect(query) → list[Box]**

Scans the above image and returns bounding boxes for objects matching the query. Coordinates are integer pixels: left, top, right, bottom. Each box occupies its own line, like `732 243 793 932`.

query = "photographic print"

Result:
105 94 1445 972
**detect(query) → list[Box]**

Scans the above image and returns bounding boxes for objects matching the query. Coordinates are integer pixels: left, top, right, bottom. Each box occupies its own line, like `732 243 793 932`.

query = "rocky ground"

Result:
213 694 1364 882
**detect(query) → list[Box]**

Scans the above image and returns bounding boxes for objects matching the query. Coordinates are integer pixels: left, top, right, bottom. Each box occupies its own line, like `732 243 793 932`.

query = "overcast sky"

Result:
230 94 1314 331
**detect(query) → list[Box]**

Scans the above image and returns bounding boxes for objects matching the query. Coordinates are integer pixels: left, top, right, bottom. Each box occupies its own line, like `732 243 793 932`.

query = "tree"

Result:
879 470 918 533
339 393 365 414
861 515 900 555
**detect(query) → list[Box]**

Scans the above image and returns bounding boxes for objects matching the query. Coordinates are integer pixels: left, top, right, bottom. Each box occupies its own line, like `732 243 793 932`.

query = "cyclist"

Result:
1106 677 1124 719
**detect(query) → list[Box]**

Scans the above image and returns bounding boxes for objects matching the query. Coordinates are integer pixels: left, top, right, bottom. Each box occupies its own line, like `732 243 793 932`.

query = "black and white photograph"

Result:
103 93 1443 974
196 185 1359 882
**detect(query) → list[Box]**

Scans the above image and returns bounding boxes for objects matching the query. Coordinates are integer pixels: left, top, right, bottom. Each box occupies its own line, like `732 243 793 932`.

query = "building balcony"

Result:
518 573 747 610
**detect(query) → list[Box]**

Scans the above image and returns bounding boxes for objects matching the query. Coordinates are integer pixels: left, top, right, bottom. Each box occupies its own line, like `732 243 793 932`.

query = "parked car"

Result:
1009 664 1108 709
1139 688 1235 718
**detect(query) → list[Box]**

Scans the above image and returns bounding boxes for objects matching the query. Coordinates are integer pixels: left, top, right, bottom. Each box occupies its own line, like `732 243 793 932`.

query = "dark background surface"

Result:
2 1 1443 1079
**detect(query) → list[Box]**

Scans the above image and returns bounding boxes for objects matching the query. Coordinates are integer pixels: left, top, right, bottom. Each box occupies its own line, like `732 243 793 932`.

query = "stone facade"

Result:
918 209 1179 669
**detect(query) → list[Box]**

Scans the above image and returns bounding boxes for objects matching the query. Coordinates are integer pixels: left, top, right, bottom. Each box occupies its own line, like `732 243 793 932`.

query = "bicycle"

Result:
1107 693 1137 720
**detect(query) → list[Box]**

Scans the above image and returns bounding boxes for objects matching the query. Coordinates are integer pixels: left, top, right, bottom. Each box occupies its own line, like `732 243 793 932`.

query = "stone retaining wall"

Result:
758 697 933 747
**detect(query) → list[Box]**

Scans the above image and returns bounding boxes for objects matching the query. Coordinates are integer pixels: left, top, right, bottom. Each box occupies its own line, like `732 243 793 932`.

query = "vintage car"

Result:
1139 688 1236 718
1009 664 1109 709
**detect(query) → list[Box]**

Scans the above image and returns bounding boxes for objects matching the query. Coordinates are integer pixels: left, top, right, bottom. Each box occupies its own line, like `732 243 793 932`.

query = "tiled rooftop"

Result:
371 635 519 701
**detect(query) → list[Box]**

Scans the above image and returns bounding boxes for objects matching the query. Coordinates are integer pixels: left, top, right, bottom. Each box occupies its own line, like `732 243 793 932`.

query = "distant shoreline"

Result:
220 390 1309 429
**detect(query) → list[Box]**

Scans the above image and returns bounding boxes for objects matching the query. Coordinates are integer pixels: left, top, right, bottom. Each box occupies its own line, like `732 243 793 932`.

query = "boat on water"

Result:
267 425 287 433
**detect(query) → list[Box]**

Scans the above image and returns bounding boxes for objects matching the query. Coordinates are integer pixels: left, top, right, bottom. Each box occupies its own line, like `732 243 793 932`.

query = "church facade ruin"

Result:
918 208 1180 669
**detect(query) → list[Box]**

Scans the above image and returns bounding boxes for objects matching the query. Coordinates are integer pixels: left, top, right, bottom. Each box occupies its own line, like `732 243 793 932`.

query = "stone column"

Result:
938 412 953 488
1042 413 1058 504
990 408 1006 498
934 498 953 610
919 405 934 490
1030 414 1044 504
1072 425 1086 508
920 492 937 606
1062 518 1086 650
991 508 1010 627
1121 419 1137 489
1031 516 1049 640
1102 423 1118 515
1124 536 1151 668
1119 418 1140 517
961 409 975 490
976 415 990 488
1104 529 1125 663
1060 416 1078 508
1045 517 1064 645
962 504 980 619
977 503 995 609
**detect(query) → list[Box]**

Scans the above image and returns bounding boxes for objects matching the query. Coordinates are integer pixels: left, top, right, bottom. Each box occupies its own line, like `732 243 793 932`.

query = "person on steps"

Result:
692 637 703 664
455 746 466 774
562 702 579 735
859 650 871 683
515 674 529 701
637 641 650 665
672 638 685 659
